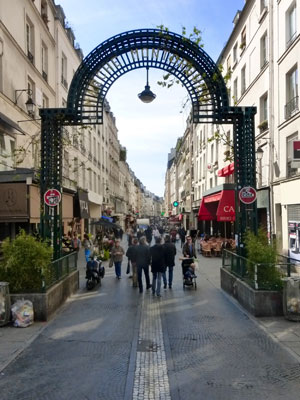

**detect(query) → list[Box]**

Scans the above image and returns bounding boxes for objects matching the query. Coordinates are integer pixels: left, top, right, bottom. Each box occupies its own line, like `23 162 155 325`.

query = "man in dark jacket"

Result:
126 237 138 287
135 236 151 293
162 235 176 289
150 237 165 297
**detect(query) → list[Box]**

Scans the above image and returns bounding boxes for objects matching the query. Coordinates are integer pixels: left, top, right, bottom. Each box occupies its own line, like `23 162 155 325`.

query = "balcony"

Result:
285 96 299 120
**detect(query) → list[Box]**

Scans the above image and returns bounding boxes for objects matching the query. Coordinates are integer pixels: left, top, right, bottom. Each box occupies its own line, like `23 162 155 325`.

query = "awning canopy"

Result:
0 112 26 135
218 162 234 177
198 190 235 222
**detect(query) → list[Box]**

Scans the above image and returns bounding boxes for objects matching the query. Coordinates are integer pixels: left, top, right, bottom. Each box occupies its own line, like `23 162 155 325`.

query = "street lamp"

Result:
138 67 156 103
256 146 264 161
15 89 35 116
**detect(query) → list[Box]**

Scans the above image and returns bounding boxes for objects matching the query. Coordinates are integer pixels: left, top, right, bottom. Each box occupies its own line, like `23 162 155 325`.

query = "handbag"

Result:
126 260 130 274
109 257 114 268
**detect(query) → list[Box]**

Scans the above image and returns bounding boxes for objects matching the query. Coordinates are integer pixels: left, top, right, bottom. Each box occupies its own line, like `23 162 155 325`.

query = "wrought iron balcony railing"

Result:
285 96 299 119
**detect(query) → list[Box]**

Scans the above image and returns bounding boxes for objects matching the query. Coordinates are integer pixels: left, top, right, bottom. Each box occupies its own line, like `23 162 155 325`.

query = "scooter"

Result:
86 257 105 290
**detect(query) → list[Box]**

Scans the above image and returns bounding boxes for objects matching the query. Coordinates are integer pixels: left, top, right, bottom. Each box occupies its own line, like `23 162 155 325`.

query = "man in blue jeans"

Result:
135 237 151 293
162 235 176 289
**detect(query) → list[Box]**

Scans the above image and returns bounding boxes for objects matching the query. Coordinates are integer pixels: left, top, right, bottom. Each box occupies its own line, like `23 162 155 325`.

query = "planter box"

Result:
10 270 79 321
221 267 283 317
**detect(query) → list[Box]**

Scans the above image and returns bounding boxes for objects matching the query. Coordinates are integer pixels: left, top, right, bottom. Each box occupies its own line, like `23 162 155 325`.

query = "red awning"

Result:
198 190 235 222
218 162 234 177
216 190 235 221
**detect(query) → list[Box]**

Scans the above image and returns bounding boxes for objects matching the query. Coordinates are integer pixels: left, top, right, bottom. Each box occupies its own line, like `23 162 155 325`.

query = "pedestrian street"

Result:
0 241 300 400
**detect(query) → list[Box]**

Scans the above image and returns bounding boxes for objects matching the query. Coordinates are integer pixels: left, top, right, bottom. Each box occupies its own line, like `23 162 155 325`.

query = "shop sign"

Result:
239 187 257 204
44 189 61 207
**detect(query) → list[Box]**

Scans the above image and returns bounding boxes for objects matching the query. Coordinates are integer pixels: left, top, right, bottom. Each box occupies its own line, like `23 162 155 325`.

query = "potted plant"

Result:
244 228 283 291
257 120 268 131
0 230 53 293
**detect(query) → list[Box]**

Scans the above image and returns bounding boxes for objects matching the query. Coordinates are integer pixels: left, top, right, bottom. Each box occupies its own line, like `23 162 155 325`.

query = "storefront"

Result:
74 189 90 236
198 184 235 237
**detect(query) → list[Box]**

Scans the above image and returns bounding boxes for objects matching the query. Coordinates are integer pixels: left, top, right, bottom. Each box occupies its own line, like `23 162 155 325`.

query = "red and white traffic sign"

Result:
44 189 61 207
239 186 257 204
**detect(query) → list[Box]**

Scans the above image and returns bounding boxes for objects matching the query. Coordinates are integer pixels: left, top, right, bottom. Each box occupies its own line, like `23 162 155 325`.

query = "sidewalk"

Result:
1 246 300 374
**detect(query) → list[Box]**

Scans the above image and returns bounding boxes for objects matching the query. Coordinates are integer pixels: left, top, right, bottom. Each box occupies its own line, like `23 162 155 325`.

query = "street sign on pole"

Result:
239 186 257 204
44 189 61 207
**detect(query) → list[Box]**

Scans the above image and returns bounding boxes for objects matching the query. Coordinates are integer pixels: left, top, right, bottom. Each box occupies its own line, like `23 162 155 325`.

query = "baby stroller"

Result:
181 258 197 290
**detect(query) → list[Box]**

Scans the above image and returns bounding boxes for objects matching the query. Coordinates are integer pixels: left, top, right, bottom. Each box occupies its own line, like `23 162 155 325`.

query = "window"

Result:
0 133 5 155
260 31 268 69
260 0 267 14
41 0 48 25
260 93 268 121
27 77 35 112
240 27 246 52
287 133 299 177
61 53 67 88
89 170 92 190
42 94 49 108
286 2 297 48
233 43 238 65
285 66 298 119
94 172 97 192
241 65 246 94
63 151 69 178
226 55 231 74
233 78 238 102
41 42 48 81
26 18 34 63
74 157 79 183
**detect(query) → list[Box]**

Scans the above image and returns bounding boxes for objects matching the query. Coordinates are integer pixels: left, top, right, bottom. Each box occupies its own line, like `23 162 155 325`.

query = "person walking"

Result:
182 235 196 258
110 239 125 279
135 237 151 293
126 237 139 287
178 226 186 248
150 237 165 297
145 226 152 245
83 233 93 263
162 234 176 289
71 232 81 252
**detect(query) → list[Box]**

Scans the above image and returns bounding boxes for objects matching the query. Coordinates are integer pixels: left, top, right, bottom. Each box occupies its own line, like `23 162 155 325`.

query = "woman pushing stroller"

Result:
181 236 197 281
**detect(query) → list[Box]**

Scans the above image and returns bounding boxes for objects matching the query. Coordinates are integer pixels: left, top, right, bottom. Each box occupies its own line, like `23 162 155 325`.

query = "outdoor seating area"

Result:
198 237 236 257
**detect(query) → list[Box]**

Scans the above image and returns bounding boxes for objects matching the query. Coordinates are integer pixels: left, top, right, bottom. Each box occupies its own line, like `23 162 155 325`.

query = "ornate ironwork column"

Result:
233 106 257 255
40 109 66 260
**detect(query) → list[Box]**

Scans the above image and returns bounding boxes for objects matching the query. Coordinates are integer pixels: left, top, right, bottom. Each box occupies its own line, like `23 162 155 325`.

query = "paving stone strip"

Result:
133 294 171 400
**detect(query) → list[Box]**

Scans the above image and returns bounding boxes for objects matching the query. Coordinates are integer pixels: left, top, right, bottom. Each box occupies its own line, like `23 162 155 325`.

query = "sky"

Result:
58 0 245 197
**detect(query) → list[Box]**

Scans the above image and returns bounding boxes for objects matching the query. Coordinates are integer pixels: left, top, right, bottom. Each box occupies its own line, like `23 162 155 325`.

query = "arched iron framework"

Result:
40 29 257 259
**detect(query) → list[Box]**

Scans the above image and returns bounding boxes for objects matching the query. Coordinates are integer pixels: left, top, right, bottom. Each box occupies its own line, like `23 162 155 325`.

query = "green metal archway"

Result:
40 28 257 259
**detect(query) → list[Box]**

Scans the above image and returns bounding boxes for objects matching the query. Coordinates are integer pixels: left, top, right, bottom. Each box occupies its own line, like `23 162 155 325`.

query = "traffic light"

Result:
173 201 179 207
161 211 165 216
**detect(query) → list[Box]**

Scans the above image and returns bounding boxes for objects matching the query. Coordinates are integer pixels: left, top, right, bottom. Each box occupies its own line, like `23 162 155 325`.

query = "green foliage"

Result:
245 229 283 290
0 230 53 292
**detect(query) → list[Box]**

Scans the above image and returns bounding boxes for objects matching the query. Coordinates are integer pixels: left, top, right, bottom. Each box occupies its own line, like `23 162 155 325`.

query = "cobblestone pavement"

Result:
0 240 300 399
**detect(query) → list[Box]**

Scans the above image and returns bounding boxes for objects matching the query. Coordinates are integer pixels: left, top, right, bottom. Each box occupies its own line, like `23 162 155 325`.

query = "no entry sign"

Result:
239 186 257 204
44 189 61 207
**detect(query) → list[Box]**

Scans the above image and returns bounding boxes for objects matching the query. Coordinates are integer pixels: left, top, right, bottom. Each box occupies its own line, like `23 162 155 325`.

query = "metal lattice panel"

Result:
67 29 229 124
